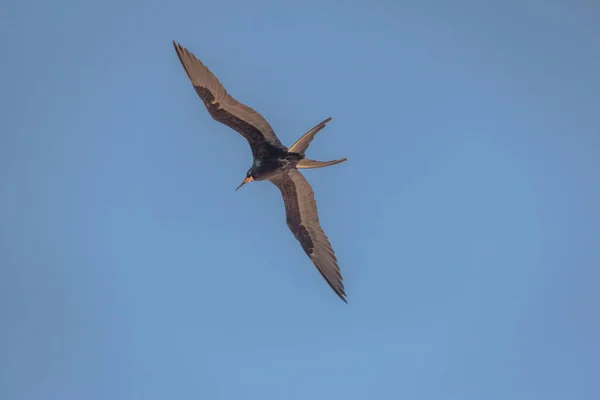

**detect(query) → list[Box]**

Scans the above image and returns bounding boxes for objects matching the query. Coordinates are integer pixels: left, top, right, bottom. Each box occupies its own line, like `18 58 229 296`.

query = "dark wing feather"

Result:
173 41 287 158
269 170 346 302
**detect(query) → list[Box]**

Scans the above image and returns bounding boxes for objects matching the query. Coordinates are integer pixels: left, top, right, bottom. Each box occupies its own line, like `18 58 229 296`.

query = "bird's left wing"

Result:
173 41 287 158
269 170 346 302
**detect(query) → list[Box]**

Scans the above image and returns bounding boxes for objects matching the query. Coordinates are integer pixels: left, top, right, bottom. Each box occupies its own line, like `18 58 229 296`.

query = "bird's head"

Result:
236 168 255 191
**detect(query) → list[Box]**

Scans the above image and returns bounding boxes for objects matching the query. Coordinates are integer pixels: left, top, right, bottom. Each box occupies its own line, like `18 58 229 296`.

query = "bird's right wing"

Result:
173 41 287 158
269 170 346 302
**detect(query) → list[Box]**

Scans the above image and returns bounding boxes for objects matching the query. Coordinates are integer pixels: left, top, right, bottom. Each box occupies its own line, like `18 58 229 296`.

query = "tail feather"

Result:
290 117 347 170
297 158 348 169
288 117 332 155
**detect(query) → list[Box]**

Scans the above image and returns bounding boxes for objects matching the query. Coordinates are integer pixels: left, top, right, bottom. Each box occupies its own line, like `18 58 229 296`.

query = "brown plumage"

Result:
173 41 348 302
269 171 346 300
173 41 285 158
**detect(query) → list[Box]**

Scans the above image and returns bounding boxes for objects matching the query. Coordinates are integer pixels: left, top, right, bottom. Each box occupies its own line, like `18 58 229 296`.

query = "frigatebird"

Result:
173 41 348 302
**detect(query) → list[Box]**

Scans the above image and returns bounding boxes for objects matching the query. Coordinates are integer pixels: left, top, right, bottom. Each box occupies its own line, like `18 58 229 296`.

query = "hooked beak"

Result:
236 176 254 191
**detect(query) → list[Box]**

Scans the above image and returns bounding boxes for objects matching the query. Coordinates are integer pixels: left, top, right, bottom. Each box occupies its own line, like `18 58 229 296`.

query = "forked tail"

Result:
297 158 348 169
290 117 348 169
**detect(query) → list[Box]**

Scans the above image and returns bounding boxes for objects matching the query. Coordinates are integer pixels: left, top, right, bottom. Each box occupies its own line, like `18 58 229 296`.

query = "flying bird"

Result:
173 41 348 302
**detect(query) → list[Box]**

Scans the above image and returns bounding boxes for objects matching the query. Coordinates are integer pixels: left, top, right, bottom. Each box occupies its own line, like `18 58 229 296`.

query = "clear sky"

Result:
1 0 599 399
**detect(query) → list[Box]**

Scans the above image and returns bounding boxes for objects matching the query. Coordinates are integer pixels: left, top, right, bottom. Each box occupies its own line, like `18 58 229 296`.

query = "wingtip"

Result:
173 40 186 53
173 40 183 54
336 288 348 303
338 286 348 303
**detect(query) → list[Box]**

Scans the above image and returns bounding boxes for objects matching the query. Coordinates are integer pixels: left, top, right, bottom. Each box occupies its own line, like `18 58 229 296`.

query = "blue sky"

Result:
1 0 599 399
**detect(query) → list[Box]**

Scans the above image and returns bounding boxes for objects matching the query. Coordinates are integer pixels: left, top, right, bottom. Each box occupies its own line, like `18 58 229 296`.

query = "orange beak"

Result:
236 176 254 191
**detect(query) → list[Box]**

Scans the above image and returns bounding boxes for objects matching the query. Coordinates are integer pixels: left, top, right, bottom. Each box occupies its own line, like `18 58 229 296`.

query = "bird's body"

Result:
250 151 302 181
173 41 348 302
